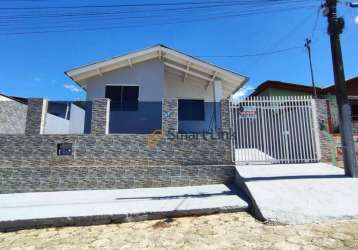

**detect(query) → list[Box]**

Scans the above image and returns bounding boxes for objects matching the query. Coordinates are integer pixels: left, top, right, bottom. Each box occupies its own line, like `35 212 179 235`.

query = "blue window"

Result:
178 99 205 121
105 85 139 111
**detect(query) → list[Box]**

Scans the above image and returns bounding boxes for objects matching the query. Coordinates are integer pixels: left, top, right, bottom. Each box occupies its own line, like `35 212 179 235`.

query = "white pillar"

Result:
213 80 223 131
213 80 223 102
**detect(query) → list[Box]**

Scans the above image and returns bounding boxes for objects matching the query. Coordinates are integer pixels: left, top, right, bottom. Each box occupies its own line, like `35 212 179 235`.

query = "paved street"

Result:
1 212 358 250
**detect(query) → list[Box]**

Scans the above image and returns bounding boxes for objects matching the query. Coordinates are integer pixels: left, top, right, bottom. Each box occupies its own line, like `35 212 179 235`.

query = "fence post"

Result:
91 98 110 135
162 98 178 134
314 98 333 162
25 98 48 135
221 99 230 132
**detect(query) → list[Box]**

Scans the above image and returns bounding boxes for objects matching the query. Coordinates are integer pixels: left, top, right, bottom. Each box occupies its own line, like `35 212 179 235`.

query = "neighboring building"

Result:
323 77 358 133
0 93 28 104
0 93 85 134
250 80 323 97
250 77 358 133
0 93 28 134
66 44 248 134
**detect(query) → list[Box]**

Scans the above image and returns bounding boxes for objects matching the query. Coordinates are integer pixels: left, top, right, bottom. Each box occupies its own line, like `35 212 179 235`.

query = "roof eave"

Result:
65 44 248 93
232 76 250 96
64 71 85 90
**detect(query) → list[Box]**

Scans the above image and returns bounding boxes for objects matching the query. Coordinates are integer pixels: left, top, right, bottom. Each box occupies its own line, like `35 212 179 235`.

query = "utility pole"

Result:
304 38 317 98
323 0 358 177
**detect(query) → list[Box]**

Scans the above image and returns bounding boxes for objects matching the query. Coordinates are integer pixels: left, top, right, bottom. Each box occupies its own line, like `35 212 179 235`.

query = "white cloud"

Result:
355 16 358 24
233 85 255 100
64 83 80 92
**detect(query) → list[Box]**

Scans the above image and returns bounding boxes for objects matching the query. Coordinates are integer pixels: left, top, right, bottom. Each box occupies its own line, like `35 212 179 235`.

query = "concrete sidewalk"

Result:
236 163 358 224
0 184 248 231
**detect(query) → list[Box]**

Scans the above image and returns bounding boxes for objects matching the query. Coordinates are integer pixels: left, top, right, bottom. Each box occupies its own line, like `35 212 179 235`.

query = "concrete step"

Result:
0 184 249 232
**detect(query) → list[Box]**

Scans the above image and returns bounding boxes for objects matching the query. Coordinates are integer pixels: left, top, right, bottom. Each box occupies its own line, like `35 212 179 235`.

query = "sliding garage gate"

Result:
230 96 320 164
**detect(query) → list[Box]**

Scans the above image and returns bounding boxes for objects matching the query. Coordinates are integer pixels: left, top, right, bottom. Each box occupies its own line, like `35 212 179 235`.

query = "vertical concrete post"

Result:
25 98 48 135
314 98 333 162
91 98 110 135
213 80 223 131
221 99 230 132
162 99 178 134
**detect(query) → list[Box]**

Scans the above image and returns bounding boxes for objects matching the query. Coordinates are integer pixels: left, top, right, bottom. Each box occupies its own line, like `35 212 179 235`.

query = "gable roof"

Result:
250 80 323 96
65 44 248 98
0 92 28 104
251 77 358 97
323 76 358 96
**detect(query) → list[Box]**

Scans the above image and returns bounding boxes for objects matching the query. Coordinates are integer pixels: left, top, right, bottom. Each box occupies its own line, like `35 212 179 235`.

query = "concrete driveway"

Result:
236 163 358 224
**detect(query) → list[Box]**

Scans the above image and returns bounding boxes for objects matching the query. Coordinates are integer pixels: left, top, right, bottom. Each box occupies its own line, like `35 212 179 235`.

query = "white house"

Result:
65 44 248 134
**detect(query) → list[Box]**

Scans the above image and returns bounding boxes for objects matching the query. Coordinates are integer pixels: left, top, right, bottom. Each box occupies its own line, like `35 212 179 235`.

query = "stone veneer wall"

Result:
24 99 48 135
91 98 110 135
0 98 234 193
315 98 334 163
162 99 178 133
0 134 232 167
220 99 230 132
0 165 234 194
0 100 27 134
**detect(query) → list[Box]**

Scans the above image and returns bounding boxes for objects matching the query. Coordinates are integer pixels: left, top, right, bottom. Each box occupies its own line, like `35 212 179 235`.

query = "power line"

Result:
0 3 287 22
0 2 319 35
310 5 323 40
0 0 316 10
0 6 315 27
0 9 312 36
0 1 315 20
239 6 318 72
196 46 303 58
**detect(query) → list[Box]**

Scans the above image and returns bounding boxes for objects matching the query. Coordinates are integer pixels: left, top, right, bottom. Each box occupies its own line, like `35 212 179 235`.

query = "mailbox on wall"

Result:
57 143 73 156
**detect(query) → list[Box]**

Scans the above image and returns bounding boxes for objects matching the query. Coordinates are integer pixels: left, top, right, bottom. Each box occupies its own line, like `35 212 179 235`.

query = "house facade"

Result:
0 45 249 193
66 44 247 134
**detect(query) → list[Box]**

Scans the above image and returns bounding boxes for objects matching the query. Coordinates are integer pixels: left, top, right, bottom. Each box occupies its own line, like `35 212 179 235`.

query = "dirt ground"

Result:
1 212 358 250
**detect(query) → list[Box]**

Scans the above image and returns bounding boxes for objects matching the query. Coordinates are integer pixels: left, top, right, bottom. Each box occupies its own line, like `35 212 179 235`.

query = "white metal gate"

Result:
230 96 320 164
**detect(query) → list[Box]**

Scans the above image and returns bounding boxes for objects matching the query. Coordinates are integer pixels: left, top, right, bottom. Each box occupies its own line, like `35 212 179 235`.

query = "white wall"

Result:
69 104 85 134
45 104 85 134
84 58 221 103
85 59 165 102
164 69 214 102
45 113 70 134
164 69 223 133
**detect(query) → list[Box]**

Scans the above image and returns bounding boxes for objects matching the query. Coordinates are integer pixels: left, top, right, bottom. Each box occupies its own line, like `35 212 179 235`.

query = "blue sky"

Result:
0 1 357 100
